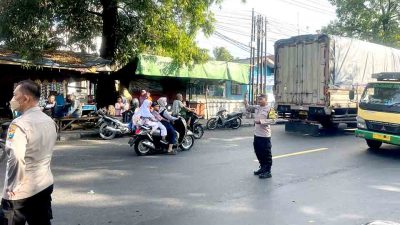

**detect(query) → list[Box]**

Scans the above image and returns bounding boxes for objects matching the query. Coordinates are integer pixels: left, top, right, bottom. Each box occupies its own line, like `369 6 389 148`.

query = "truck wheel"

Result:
366 139 382 150
321 121 339 130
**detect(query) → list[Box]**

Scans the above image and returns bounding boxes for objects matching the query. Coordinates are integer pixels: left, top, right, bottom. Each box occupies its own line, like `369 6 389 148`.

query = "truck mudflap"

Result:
355 129 400 146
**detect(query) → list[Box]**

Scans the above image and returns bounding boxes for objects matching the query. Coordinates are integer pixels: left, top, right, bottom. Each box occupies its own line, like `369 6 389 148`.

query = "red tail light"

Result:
135 129 141 135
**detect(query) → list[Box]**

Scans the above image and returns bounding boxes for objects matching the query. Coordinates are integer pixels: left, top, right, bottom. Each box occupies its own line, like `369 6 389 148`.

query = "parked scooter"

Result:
0 122 10 163
186 112 204 139
206 109 243 130
97 110 133 140
130 117 194 156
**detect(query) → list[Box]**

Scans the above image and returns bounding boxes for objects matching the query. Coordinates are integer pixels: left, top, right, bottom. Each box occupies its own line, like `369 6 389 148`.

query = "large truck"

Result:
274 34 400 133
355 72 400 149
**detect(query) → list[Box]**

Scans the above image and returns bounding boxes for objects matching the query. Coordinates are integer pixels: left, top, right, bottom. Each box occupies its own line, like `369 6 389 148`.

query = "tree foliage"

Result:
213 47 234 61
322 0 400 47
0 0 223 64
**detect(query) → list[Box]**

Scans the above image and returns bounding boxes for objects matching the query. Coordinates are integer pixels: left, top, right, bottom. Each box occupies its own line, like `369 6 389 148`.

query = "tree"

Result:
0 0 224 64
322 0 400 47
213 47 234 61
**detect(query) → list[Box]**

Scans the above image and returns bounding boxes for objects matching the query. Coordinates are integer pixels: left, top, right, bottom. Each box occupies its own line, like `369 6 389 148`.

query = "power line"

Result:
215 19 296 40
221 11 315 34
214 14 252 21
215 25 252 37
214 31 251 52
277 0 336 16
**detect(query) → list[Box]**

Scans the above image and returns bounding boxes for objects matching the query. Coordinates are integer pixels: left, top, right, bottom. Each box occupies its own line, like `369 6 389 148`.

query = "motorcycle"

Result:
0 122 10 163
130 117 194 156
97 110 133 140
186 112 204 139
206 109 243 130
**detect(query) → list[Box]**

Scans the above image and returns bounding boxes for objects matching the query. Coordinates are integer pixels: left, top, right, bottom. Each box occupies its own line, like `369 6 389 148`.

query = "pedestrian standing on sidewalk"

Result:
244 93 275 179
1 80 57 225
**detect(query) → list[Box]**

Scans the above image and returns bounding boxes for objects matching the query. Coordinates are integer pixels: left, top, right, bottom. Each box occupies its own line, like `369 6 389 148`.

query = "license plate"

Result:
373 133 391 142
299 111 308 115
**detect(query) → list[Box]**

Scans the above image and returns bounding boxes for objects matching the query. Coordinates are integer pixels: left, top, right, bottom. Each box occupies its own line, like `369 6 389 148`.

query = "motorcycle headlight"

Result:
357 116 366 129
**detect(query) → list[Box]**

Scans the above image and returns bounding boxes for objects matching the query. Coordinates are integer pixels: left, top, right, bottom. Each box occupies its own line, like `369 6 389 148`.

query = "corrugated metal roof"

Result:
0 48 112 73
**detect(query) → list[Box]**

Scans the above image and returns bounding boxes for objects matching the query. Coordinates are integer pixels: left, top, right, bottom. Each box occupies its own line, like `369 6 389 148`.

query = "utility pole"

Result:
249 9 254 104
250 9 256 104
264 17 268 94
256 15 261 97
249 11 270 102
259 16 263 96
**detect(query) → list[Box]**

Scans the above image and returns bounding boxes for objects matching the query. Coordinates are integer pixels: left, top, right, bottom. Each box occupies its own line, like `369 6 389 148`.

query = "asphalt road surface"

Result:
1 125 400 225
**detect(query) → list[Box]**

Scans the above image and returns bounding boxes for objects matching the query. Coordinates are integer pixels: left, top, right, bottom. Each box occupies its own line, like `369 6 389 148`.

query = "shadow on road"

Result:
284 126 356 138
365 146 400 160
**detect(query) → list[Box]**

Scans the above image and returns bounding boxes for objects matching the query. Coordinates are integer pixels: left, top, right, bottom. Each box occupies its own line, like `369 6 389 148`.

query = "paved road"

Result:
1 125 400 225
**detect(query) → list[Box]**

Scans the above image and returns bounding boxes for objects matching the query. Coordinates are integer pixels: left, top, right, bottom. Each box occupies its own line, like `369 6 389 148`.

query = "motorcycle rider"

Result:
157 97 179 154
172 93 195 128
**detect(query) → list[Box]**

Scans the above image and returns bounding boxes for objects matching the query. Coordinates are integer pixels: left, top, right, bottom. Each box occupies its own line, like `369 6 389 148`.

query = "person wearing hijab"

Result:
137 99 167 143
154 98 178 154
150 102 168 145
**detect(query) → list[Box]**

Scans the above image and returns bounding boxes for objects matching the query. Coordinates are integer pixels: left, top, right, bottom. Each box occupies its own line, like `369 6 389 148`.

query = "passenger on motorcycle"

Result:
136 100 167 143
156 97 179 154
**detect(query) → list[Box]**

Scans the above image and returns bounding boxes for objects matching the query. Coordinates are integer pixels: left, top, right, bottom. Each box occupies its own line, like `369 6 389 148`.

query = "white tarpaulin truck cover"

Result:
331 35 400 88
275 34 400 107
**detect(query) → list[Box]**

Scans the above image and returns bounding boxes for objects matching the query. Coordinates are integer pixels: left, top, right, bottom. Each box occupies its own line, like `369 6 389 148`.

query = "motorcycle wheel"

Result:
134 138 152 156
99 123 116 140
0 141 6 163
207 118 218 130
180 135 194 151
193 124 204 139
230 118 242 129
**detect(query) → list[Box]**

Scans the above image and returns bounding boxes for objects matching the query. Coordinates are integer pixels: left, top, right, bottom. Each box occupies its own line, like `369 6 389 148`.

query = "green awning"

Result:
136 54 249 84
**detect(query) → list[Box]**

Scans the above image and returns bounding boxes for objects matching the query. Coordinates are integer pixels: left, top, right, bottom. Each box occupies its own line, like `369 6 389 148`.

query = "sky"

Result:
196 0 337 59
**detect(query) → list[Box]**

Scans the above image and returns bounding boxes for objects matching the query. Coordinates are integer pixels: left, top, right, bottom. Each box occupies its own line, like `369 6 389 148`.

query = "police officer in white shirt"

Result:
1 80 57 225
244 93 275 179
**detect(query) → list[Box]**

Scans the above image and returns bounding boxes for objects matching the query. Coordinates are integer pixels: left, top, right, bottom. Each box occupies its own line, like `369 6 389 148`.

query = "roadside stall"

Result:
0 49 112 132
132 54 249 119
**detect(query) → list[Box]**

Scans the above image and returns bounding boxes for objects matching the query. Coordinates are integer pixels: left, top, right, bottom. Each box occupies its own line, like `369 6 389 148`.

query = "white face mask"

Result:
10 98 21 112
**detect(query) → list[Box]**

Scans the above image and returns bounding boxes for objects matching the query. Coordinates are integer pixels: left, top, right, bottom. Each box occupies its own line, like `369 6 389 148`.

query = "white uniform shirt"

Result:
2 106 57 200
246 105 274 138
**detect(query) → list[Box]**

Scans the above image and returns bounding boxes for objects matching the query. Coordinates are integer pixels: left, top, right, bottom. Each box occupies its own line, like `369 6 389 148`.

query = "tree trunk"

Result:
100 0 118 60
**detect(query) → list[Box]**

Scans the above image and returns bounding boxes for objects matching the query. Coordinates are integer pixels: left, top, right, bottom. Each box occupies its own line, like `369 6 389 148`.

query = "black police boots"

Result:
254 166 263 175
258 171 272 179
254 165 272 179
254 165 267 175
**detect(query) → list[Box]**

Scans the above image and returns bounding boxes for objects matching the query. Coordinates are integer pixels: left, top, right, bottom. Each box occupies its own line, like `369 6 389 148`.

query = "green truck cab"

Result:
355 73 400 149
